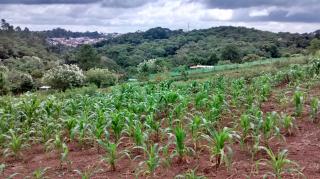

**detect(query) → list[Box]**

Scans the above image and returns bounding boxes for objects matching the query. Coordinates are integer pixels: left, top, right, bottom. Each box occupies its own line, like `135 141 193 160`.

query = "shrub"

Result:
43 64 85 91
0 71 9 95
85 68 117 88
242 54 260 62
8 71 34 94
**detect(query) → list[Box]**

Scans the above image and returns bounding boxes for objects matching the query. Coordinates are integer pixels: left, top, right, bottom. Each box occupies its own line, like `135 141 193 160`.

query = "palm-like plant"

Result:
3 129 28 158
310 97 319 121
202 127 234 168
98 140 130 171
293 90 304 116
136 144 161 177
257 146 303 179
110 113 125 143
173 126 187 163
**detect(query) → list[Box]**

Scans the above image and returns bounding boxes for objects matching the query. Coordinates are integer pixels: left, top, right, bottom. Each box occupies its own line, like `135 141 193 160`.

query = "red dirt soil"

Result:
1 84 320 179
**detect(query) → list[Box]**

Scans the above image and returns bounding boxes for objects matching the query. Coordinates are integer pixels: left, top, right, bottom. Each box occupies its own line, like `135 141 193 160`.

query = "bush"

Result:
43 64 85 91
0 72 9 95
242 54 260 62
221 44 242 63
86 68 117 88
8 71 34 94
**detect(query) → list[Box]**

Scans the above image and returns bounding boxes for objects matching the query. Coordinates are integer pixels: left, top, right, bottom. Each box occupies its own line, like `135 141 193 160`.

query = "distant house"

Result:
189 65 214 69
39 86 51 90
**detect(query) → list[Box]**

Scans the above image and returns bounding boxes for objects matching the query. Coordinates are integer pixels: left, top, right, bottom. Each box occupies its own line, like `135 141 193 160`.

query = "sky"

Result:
0 0 320 33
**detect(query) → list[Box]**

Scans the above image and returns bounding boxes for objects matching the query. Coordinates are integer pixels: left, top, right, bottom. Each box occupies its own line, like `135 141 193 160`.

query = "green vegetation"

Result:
1 56 318 177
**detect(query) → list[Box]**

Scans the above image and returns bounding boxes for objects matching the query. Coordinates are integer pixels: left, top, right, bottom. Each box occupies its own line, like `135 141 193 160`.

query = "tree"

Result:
262 44 280 58
76 44 100 70
209 53 220 65
8 71 34 94
86 68 117 88
221 45 242 63
42 64 85 91
308 38 320 55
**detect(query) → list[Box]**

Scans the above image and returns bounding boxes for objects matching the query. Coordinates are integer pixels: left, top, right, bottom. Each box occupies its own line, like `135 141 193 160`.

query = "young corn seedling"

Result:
136 144 161 177
0 163 5 176
110 113 125 143
132 121 146 147
160 144 172 168
173 126 188 163
281 114 295 136
239 114 251 149
74 165 103 179
310 97 319 122
145 114 161 142
60 143 71 169
175 169 207 179
3 129 28 159
202 127 234 169
189 115 204 152
293 90 304 116
256 146 304 179
32 167 50 179
98 140 130 171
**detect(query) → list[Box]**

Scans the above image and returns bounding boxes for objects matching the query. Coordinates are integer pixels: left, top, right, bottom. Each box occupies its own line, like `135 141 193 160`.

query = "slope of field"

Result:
0 58 320 178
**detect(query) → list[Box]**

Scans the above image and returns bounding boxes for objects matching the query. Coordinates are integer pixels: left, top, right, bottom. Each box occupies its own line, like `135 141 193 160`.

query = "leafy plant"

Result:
293 90 304 116
0 163 5 176
98 140 130 171
310 97 319 121
136 144 161 177
256 147 304 179
3 129 28 158
281 114 295 135
175 169 207 179
32 167 50 179
173 126 187 163
202 127 234 168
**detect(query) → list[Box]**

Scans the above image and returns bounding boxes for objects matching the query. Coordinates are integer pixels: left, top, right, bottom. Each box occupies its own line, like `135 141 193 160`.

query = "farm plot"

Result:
1 59 320 178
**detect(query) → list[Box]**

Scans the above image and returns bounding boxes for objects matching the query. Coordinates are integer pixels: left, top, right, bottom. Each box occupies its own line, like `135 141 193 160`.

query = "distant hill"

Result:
95 26 319 69
40 28 104 38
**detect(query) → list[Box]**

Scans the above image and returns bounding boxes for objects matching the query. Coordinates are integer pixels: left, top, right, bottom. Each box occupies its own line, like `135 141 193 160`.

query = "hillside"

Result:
95 26 317 71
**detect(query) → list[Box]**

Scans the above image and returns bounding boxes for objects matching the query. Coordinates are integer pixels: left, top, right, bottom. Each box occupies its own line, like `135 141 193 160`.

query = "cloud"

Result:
0 0 99 4
198 0 319 9
0 0 319 33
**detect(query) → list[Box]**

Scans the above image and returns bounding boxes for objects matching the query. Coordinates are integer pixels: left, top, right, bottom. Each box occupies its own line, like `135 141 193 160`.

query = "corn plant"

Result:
173 126 187 163
175 169 207 179
239 114 251 149
281 114 295 135
74 166 103 179
132 121 146 147
145 114 161 142
202 127 234 169
3 129 28 158
293 90 304 116
189 115 204 152
110 113 125 143
256 147 304 179
136 144 161 177
160 144 172 168
0 163 5 176
60 143 71 169
98 140 130 171
32 167 50 179
310 97 319 121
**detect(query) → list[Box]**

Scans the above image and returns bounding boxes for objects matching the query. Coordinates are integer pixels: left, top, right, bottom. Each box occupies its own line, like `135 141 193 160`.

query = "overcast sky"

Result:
1 0 320 33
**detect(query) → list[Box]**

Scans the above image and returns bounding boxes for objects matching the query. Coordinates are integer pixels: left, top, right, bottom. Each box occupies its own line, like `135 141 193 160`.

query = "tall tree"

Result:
221 44 242 63
76 44 100 70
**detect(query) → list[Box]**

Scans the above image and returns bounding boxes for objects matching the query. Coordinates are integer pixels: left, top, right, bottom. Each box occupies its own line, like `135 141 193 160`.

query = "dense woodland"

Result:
1 19 320 94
